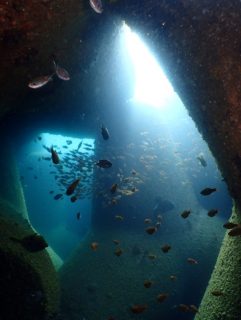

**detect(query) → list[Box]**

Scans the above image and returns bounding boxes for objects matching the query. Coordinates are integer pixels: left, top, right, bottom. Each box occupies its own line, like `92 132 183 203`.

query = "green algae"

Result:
195 205 241 320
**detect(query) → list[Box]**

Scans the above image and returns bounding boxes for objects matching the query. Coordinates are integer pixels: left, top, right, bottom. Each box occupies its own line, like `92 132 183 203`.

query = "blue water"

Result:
11 24 232 320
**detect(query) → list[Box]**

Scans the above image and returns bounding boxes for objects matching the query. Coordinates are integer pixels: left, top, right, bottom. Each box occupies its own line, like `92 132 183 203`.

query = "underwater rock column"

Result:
0 140 29 221
194 205 241 320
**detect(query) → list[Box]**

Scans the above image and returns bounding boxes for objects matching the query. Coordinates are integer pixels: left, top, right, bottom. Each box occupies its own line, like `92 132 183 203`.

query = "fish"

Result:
66 140 72 145
157 293 168 303
161 244 171 253
53 60 70 80
91 242 99 250
187 257 198 264
115 215 124 221
207 209 218 217
77 140 83 150
146 226 157 235
76 212 81 220
51 146 60 164
110 183 118 194
10 234 48 252
223 222 238 229
113 239 120 245
189 304 199 313
228 225 241 237
211 290 224 296
144 280 153 288
70 195 77 202
28 75 53 89
197 153 207 167
96 159 112 168
89 0 103 14
170 275 177 281
114 248 123 256
54 193 63 200
130 304 147 314
144 218 152 224
181 210 191 218
177 304 190 312
200 188 217 196
101 125 110 140
66 178 80 196
148 253 157 260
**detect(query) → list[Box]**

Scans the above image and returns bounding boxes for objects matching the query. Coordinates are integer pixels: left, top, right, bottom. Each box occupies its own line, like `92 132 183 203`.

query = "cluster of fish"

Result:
28 60 70 89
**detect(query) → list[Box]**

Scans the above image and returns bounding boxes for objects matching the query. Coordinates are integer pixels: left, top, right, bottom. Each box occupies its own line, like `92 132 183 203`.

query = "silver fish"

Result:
89 0 103 13
53 61 70 81
28 75 53 89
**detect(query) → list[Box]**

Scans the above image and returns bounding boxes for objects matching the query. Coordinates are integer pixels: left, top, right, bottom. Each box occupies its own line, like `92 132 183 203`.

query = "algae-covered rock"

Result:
0 212 60 320
195 205 241 320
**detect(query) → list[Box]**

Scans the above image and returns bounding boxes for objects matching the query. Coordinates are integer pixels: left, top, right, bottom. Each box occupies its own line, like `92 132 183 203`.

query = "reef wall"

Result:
0 140 61 319
194 205 241 320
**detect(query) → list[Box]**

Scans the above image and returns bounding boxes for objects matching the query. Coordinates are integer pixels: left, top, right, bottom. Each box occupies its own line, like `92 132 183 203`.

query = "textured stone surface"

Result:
195 205 241 320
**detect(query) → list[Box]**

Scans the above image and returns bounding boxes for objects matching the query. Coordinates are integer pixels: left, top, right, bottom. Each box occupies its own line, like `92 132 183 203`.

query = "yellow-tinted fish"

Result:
91 242 99 250
157 293 168 303
130 304 147 314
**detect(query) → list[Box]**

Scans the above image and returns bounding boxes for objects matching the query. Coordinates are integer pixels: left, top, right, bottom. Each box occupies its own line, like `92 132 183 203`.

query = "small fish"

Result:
53 60 70 80
157 293 168 303
77 140 83 150
223 222 238 229
113 239 120 245
148 253 157 260
70 195 77 202
54 193 63 200
114 248 123 256
187 257 198 265
177 304 190 312
130 304 147 314
144 280 153 288
197 153 207 167
200 188 217 196
66 178 80 196
101 125 110 140
181 210 191 219
96 159 112 168
170 275 177 281
66 140 72 145
28 75 53 89
91 242 99 250
144 218 152 224
76 212 81 220
207 209 218 217
145 226 157 235
89 0 103 14
228 225 241 237
161 244 171 253
49 190 54 194
189 304 199 313
110 183 118 194
51 146 60 164
115 215 124 221
211 290 224 296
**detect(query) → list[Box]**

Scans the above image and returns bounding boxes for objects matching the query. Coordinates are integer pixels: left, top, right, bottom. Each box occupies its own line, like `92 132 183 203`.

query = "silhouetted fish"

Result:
101 125 110 140
54 193 63 200
96 160 112 168
66 179 80 196
51 146 60 164
200 188 216 196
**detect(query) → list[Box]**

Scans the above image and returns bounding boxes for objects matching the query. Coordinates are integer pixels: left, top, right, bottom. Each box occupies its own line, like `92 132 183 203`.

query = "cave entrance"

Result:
17 132 95 260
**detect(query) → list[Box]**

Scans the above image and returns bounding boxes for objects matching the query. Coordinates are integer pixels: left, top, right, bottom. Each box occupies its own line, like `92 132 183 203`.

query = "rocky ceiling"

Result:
1 0 241 207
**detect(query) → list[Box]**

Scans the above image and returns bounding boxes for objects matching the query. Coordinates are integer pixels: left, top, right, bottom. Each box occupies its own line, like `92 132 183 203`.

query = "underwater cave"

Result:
1 1 241 320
